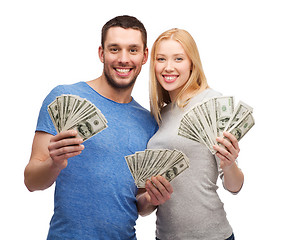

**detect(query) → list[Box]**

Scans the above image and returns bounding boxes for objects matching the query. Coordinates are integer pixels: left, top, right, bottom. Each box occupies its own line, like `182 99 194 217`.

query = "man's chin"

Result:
105 75 136 90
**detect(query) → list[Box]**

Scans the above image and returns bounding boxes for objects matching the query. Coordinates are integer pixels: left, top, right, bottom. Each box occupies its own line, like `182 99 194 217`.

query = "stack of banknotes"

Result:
178 96 255 154
48 94 108 141
125 149 190 188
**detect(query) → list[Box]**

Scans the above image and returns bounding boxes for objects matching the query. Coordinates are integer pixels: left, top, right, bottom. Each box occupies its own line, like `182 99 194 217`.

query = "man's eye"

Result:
130 49 138 53
110 48 118 52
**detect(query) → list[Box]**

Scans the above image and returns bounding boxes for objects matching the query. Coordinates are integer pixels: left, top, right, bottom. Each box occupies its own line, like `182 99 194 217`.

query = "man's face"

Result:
99 27 148 90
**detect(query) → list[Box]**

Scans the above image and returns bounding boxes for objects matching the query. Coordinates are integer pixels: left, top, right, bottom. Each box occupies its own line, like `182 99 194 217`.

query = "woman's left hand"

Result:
213 131 240 171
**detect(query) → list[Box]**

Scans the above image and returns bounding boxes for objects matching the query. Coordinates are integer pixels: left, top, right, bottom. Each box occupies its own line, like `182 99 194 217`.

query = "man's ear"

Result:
142 47 149 65
98 45 104 63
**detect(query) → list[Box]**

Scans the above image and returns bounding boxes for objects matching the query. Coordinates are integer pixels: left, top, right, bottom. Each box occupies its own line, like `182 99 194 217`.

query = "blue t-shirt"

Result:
36 82 158 240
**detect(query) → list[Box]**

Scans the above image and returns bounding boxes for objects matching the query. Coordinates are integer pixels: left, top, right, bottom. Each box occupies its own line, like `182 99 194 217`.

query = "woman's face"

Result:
154 39 192 100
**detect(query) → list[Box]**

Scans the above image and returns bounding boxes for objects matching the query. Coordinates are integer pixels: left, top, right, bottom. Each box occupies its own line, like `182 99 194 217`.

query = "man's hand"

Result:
48 130 84 170
25 130 84 191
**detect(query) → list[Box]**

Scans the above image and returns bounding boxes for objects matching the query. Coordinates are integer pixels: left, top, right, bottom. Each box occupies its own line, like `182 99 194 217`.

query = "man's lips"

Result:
115 67 132 76
163 75 178 83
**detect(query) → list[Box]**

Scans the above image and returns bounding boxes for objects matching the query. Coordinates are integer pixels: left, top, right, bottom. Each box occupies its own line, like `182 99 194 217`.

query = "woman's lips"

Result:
163 75 178 83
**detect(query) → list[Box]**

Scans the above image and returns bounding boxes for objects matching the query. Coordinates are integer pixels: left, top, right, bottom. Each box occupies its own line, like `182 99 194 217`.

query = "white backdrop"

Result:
1 0 283 239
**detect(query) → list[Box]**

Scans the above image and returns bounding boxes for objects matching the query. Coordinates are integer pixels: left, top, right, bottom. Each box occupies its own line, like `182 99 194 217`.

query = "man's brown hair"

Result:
101 15 147 50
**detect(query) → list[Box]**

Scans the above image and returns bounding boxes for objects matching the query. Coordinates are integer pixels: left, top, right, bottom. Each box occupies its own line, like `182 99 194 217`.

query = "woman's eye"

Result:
176 57 183 61
157 58 165 61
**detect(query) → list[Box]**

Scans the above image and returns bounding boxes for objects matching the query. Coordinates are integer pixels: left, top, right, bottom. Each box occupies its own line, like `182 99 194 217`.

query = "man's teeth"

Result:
116 68 131 73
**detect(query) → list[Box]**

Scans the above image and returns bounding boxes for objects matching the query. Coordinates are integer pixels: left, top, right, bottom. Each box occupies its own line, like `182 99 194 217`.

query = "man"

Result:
24 15 158 240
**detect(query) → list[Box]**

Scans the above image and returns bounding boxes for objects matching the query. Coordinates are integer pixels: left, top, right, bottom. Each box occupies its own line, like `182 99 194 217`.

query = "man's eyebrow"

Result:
106 43 142 48
106 43 119 48
129 44 141 48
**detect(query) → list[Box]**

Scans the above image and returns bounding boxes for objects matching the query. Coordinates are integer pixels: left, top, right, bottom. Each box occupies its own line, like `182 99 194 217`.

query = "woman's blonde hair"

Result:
149 28 209 124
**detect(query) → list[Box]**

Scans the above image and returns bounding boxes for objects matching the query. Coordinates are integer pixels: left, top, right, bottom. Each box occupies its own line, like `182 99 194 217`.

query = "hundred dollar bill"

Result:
48 94 108 142
227 111 255 141
70 111 108 141
160 156 190 182
178 96 254 155
213 96 234 137
48 100 61 132
125 149 190 188
224 101 253 132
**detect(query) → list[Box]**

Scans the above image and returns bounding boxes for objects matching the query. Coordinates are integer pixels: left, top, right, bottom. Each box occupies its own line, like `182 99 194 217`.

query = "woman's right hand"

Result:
145 176 173 206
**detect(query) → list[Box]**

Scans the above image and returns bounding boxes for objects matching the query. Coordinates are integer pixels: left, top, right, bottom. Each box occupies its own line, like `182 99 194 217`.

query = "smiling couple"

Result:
25 15 242 240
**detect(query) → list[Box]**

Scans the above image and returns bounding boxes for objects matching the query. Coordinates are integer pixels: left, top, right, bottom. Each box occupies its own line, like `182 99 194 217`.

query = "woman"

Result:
136 29 244 240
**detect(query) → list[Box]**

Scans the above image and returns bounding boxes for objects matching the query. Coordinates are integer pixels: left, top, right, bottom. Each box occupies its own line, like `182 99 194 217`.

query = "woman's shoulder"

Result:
198 88 222 100
186 88 222 108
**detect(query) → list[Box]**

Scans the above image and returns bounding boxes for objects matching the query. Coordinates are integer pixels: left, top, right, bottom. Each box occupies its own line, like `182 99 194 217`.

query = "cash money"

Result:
178 96 255 154
125 149 190 188
48 94 108 141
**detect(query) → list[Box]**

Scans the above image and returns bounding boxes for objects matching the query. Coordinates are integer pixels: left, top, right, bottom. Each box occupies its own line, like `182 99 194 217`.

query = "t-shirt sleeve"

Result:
35 86 62 136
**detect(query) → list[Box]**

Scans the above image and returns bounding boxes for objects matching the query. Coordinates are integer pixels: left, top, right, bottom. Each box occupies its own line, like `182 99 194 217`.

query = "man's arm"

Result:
136 176 173 217
24 130 84 192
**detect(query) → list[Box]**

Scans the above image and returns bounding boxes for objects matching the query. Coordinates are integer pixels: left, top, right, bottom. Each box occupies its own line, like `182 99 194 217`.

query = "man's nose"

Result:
118 50 130 64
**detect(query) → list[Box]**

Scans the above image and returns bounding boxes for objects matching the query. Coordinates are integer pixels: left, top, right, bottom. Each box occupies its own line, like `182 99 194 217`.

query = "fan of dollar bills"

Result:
48 94 108 141
125 149 190 188
178 96 255 154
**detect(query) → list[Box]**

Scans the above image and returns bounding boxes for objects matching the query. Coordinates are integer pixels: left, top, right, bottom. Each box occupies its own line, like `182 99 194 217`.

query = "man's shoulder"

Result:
131 100 150 114
134 103 158 132
130 100 156 123
50 81 84 93
45 82 87 100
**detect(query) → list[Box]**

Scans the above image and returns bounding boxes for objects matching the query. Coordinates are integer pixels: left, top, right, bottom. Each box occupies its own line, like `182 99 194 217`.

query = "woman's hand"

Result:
145 176 173 206
213 131 244 193
213 131 240 171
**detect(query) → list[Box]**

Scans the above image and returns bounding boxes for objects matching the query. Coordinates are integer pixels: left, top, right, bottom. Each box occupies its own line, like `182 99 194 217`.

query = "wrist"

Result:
222 161 238 174
49 157 66 172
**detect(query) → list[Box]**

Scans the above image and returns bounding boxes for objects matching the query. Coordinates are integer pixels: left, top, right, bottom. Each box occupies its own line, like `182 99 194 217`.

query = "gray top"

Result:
147 89 234 240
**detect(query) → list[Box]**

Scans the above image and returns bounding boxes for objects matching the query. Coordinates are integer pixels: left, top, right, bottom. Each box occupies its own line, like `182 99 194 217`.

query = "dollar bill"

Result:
48 94 108 141
227 111 255 141
213 96 235 137
160 157 190 182
125 149 190 188
224 101 253 132
178 96 254 154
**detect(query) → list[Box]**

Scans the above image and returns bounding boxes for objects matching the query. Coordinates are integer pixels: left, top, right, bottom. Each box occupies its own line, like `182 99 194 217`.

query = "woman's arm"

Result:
213 131 244 193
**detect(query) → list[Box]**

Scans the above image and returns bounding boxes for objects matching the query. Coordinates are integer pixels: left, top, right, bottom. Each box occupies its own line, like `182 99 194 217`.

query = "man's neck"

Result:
86 76 133 104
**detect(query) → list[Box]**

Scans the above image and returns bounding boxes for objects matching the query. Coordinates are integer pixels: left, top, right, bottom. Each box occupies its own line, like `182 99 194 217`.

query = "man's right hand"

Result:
24 130 84 192
48 130 84 170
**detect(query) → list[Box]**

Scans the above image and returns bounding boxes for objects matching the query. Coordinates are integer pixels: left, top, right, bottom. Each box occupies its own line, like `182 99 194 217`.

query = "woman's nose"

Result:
165 60 174 72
